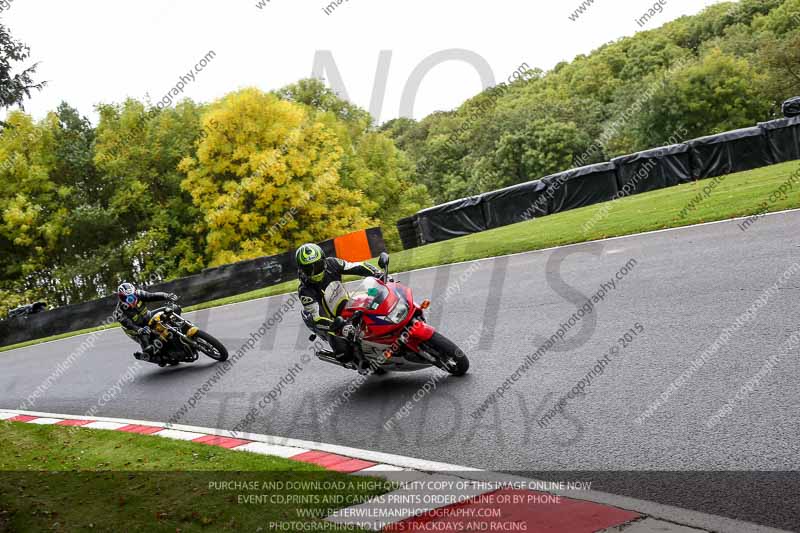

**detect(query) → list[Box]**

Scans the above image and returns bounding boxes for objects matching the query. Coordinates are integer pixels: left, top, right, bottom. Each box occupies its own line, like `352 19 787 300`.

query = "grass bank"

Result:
0 421 389 532
3 160 799 353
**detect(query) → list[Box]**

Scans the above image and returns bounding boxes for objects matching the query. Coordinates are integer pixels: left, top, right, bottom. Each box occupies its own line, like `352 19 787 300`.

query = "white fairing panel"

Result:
323 281 349 316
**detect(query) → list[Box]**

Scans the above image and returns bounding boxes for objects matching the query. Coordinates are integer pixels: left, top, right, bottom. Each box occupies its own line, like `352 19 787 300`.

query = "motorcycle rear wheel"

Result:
421 333 469 376
194 331 229 362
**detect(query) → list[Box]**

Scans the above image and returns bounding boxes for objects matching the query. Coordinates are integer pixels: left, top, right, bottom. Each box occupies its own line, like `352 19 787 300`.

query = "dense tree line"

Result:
0 81 429 313
1 0 798 313
382 0 800 203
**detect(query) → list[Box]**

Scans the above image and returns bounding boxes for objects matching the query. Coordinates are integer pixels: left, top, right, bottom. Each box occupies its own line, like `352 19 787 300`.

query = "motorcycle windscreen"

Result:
344 278 390 312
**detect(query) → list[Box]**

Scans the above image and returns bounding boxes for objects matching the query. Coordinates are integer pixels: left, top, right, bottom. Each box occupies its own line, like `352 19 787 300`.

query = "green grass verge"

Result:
4 160 799 354
387 160 800 271
0 421 389 532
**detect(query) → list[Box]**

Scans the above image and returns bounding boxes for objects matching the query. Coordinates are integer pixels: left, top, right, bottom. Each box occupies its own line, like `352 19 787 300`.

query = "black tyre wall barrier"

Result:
148 252 295 309
397 215 422 250
543 162 619 215
612 143 693 195
397 117 800 250
0 228 386 348
417 195 487 245
0 296 119 348
480 179 549 228
364 228 388 257
759 117 800 164
688 127 774 180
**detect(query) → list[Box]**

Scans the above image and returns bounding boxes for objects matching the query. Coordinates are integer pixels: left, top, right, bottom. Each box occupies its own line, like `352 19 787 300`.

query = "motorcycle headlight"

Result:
386 299 410 324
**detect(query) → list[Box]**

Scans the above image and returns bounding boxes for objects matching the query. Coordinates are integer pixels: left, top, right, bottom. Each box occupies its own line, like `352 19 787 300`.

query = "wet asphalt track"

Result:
2 210 800 530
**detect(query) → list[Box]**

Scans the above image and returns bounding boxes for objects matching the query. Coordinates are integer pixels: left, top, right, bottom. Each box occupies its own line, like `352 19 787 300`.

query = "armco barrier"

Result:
398 116 800 249
0 228 386 348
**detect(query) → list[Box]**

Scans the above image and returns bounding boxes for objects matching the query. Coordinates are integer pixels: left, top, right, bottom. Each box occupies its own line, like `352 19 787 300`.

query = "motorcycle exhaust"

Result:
315 352 348 368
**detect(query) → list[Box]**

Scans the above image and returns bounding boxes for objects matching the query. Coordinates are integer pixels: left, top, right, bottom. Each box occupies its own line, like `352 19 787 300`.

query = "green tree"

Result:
180 88 372 266
275 78 372 131
94 98 207 280
0 23 45 113
633 50 771 146
277 79 431 250
0 112 62 312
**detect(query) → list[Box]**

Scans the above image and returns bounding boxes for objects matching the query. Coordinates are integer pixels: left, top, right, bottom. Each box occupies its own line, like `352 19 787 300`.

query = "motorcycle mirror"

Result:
378 252 390 271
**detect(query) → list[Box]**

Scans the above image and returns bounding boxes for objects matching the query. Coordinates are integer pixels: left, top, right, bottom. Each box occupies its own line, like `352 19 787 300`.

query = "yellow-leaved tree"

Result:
179 88 372 266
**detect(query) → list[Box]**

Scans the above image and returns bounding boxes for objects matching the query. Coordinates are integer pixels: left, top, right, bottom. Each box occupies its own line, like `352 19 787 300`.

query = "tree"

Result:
275 78 372 131
754 0 800 106
277 79 430 250
0 23 45 113
0 111 63 312
757 30 800 110
94 98 207 281
633 50 771 147
343 131 430 249
180 88 372 266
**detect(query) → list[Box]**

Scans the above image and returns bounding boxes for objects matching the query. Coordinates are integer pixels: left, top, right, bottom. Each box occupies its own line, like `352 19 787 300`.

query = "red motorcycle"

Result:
313 253 469 376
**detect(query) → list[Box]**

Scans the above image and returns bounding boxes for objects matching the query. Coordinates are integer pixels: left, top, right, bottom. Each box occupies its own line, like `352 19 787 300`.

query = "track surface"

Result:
3 211 800 530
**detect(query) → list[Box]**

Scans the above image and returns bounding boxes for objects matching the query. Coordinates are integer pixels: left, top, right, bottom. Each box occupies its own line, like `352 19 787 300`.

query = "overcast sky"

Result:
4 0 724 124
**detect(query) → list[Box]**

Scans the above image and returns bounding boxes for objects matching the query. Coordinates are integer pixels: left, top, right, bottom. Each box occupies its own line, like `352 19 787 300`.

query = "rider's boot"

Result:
133 345 161 364
357 360 371 375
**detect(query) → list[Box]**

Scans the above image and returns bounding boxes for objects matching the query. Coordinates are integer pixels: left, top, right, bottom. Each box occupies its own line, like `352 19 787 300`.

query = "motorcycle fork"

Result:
351 334 377 373
167 325 198 361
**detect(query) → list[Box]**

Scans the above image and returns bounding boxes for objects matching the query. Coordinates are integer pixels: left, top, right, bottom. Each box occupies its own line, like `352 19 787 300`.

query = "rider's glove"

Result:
138 326 151 337
341 324 356 340
331 316 346 332
167 293 179 302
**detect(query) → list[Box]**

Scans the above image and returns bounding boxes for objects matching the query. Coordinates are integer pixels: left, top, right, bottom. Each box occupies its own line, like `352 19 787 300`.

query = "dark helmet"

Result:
295 243 326 282
117 282 138 307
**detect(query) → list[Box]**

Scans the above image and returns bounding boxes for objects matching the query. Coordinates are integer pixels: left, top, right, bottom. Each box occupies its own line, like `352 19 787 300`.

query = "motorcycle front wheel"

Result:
421 333 469 376
194 331 229 362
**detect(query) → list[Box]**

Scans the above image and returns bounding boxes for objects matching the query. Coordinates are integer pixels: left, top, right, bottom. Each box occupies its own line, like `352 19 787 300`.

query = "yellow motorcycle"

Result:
147 306 228 365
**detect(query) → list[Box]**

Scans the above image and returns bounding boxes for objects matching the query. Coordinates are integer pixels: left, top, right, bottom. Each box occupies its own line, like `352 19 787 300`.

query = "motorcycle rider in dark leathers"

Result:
114 282 179 365
295 243 381 363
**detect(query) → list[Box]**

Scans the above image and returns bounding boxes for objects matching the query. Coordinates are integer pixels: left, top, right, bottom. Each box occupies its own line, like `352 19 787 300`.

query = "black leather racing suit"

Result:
114 290 177 355
298 257 380 355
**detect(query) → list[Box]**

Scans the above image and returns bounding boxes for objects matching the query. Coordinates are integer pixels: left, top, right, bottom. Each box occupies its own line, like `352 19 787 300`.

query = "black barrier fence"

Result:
396 215 420 251
399 117 800 248
761 117 800 164
612 143 693 195
416 195 487 245
0 229 386 348
688 126 774 180
482 179 549 228
544 162 619 214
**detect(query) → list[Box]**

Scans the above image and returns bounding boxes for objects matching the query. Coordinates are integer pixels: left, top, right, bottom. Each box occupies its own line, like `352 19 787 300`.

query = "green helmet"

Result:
296 243 326 282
